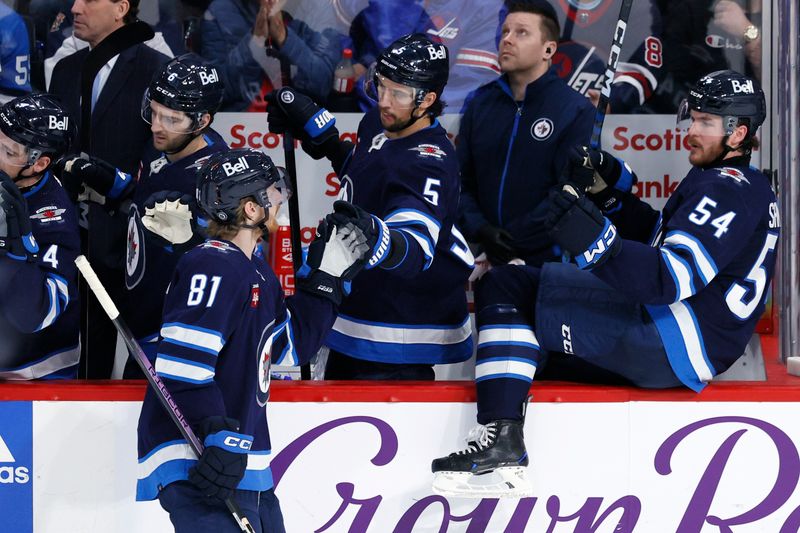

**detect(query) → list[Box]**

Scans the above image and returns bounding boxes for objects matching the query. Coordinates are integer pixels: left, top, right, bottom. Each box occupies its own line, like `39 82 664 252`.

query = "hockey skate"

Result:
431 419 533 498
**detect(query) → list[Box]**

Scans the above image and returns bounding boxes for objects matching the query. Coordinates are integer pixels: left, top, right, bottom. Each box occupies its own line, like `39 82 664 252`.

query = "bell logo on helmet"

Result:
731 79 754 94
427 45 447 60
222 156 250 177
198 69 219 86
48 115 68 131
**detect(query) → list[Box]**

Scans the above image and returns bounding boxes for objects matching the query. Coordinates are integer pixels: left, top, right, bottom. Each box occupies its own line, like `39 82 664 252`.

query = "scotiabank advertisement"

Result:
2 397 799 532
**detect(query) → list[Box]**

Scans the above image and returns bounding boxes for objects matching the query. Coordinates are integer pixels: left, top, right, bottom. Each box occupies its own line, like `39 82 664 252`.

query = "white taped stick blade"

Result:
432 467 533 499
74 255 121 320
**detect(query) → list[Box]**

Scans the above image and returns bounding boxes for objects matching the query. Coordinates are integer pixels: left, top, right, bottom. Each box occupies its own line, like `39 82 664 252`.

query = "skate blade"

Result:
432 467 533 499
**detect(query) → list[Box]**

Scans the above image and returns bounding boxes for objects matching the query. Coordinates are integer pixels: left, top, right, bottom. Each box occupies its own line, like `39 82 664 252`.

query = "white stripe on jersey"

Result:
661 247 695 301
138 442 272 481
332 315 472 346
0 344 80 380
669 301 715 383
478 326 539 349
455 48 501 73
155 355 215 383
663 231 718 284
385 209 441 244
475 358 537 382
161 323 225 355
37 278 59 331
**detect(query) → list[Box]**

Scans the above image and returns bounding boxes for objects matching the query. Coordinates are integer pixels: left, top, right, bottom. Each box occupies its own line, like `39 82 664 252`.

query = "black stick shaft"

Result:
74 256 256 533
590 0 634 149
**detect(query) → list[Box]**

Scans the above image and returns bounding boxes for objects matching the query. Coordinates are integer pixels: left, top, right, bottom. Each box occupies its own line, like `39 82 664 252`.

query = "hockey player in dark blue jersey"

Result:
121 54 229 373
459 0 595 267
266 33 474 380
431 70 778 498
137 149 375 531
0 94 80 379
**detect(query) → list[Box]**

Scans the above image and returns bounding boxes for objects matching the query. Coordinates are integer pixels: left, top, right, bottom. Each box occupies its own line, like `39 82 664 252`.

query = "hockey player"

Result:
458 0 595 266
431 70 777 497
0 94 80 379
266 33 474 380
136 148 377 530
123 54 228 371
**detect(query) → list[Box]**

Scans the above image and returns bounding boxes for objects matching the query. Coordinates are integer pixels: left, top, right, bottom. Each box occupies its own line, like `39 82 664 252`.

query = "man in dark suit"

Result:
49 0 170 378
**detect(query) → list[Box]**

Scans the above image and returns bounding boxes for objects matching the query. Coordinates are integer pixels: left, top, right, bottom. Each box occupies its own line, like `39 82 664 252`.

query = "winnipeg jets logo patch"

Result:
255 320 276 407
410 143 446 159
202 240 234 253
338 175 353 201
531 118 554 141
125 206 146 289
31 206 66 224
719 167 750 185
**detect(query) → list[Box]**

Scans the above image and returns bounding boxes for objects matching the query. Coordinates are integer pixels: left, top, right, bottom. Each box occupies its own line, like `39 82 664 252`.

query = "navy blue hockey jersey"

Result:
328 108 474 364
124 134 228 354
593 161 779 391
136 239 336 500
0 172 80 379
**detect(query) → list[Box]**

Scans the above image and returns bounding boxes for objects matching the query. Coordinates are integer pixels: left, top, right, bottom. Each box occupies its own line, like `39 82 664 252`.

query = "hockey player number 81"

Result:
725 232 778 320
187 274 222 307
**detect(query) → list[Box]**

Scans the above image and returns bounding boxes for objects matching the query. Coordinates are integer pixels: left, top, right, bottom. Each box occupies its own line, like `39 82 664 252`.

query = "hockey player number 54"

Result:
726 232 778 320
688 196 736 239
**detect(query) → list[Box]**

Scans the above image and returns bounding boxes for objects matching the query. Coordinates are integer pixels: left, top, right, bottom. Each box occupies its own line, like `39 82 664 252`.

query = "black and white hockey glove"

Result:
546 188 621 270
583 148 638 212
54 155 132 204
142 191 206 253
188 416 251 502
327 200 397 269
296 212 370 306
0 173 38 262
560 145 596 193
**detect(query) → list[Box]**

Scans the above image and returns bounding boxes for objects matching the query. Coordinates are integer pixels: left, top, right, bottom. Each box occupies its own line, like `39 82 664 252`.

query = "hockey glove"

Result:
546 188 621 270
476 224 516 265
296 214 370 306
327 200 399 269
266 88 339 147
188 416 251 502
559 145 596 192
584 148 638 213
55 155 133 204
141 191 206 253
0 173 39 262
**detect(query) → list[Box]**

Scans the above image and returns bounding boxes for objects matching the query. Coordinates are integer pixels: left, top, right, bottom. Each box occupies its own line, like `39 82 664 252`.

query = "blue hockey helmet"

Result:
196 149 289 224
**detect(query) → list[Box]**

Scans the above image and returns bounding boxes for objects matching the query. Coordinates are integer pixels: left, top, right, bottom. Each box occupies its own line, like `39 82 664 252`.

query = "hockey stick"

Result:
74 255 256 533
589 0 634 150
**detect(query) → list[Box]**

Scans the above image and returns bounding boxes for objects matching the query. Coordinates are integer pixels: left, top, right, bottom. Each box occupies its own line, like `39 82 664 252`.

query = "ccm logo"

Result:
223 436 253 450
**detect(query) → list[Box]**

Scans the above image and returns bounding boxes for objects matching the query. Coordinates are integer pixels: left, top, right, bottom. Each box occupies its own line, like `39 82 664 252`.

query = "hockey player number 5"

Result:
725 232 778 320
423 178 440 206
187 274 222 307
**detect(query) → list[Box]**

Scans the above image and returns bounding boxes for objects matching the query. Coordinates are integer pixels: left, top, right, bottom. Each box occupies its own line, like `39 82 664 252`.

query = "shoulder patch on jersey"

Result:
201 240 235 253
186 154 213 172
126 205 146 288
718 167 750 185
410 143 447 159
368 133 388 152
531 118 554 141
150 156 169 175
31 205 66 224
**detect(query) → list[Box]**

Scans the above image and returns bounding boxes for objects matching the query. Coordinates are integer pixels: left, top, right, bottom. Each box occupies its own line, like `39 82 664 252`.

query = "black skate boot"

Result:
431 419 532 498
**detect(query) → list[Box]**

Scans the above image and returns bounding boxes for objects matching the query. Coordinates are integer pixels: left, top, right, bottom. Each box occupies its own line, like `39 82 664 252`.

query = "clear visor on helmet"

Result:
0 129 34 168
265 167 292 209
676 98 692 131
364 65 422 109
141 90 202 134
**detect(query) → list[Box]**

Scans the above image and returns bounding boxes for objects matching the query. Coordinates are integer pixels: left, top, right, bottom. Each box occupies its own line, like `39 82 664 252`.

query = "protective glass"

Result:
364 66 420 109
141 91 200 134
0 129 32 168
676 100 726 135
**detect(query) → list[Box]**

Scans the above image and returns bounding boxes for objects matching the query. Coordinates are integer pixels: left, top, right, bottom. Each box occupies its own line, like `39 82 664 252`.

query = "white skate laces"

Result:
432 422 533 499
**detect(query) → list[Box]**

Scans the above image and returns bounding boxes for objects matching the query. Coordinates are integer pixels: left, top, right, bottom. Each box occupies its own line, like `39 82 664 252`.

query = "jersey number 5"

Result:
187 274 222 307
423 178 440 206
726 232 778 320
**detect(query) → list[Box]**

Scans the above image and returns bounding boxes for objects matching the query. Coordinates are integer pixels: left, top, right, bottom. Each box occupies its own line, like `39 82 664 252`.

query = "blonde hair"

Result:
206 197 254 240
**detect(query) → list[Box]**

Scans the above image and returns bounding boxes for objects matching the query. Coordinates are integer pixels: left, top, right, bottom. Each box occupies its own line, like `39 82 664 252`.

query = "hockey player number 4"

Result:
187 274 222 307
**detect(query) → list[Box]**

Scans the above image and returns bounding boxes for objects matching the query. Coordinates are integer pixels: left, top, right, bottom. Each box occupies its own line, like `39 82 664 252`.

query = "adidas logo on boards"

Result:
0 434 29 484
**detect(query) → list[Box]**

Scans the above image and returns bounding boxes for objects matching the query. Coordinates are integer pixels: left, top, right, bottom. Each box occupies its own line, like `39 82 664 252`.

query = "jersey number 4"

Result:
187 274 222 307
